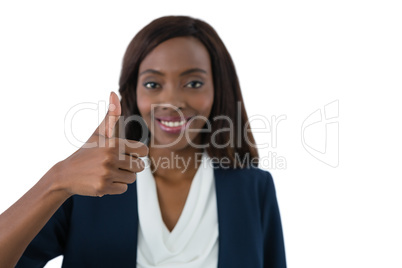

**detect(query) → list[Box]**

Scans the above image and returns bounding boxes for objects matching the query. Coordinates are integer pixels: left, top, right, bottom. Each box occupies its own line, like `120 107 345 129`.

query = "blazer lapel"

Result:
214 167 240 268
213 167 262 268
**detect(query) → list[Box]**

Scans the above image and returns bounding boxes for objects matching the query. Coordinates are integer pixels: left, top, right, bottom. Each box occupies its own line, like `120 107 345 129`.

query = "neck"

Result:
148 146 204 184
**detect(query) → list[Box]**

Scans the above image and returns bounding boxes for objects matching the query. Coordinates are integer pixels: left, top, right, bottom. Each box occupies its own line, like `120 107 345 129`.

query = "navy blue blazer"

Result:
16 166 286 267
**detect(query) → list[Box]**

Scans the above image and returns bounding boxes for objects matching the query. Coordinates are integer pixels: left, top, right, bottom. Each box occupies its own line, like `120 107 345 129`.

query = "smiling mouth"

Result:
154 116 194 133
158 119 187 127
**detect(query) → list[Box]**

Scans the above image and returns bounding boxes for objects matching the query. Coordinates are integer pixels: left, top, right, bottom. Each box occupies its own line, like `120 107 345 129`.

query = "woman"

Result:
0 16 286 267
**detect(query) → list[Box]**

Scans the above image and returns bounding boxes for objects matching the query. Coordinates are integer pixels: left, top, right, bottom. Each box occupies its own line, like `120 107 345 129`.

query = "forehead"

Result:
138 36 212 74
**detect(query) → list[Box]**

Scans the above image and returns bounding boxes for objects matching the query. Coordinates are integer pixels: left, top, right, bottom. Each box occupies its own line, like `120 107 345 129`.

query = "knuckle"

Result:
102 152 116 167
117 184 128 194
129 159 144 172
95 182 106 197
129 151 141 158
121 184 129 193
135 161 145 172
126 141 149 157
138 144 149 157
100 164 109 176
101 158 112 170
128 173 137 184
139 159 146 169
138 158 146 169
100 165 113 180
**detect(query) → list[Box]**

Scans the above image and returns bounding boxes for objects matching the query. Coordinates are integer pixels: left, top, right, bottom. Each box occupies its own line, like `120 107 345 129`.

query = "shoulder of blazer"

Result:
212 165 283 268
213 164 275 198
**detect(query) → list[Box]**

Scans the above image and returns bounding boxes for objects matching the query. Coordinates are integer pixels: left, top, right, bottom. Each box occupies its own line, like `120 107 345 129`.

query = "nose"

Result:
159 85 186 112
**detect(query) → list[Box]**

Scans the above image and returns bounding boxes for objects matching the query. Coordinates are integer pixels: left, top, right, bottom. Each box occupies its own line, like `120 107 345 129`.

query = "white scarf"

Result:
136 151 218 268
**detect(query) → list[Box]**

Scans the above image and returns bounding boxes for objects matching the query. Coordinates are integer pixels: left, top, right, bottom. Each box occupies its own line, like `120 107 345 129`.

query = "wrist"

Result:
40 161 73 201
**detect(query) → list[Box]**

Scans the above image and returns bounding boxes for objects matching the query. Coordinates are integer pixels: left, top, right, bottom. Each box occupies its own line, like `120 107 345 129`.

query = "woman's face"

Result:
136 36 214 151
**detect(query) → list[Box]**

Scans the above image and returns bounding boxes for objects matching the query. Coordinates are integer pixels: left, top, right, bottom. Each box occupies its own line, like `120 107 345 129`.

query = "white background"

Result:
1 0 401 267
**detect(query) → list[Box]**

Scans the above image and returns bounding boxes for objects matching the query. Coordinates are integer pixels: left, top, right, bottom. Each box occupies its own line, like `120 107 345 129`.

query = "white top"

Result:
136 151 219 268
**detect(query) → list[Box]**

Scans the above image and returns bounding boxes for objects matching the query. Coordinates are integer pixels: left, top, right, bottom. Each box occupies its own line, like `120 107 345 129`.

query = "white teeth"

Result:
160 120 186 127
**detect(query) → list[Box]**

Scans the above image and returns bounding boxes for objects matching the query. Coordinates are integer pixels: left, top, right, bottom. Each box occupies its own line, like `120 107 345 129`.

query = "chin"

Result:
150 133 202 152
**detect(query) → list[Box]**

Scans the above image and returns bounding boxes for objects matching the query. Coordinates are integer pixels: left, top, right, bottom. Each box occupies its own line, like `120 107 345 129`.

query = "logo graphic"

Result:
301 100 339 167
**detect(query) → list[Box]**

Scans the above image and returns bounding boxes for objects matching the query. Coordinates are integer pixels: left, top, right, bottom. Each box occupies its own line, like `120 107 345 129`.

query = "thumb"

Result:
94 91 121 138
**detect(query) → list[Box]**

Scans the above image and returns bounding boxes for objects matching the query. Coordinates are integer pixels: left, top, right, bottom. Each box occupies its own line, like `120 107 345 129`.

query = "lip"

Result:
155 116 193 122
154 116 193 134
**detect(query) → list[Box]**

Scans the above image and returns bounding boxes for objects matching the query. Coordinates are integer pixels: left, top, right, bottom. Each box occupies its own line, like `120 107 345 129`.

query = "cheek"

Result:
136 91 152 118
191 91 214 116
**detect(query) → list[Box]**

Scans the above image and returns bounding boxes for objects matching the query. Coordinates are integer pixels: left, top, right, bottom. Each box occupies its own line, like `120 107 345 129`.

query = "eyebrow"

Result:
139 68 207 77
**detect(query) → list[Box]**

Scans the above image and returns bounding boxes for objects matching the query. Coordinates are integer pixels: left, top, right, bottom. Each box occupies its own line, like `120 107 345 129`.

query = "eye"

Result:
143 82 160 89
185 81 204 89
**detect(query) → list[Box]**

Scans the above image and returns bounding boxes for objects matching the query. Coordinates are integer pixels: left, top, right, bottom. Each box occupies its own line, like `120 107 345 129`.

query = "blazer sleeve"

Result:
262 171 287 268
15 197 73 268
